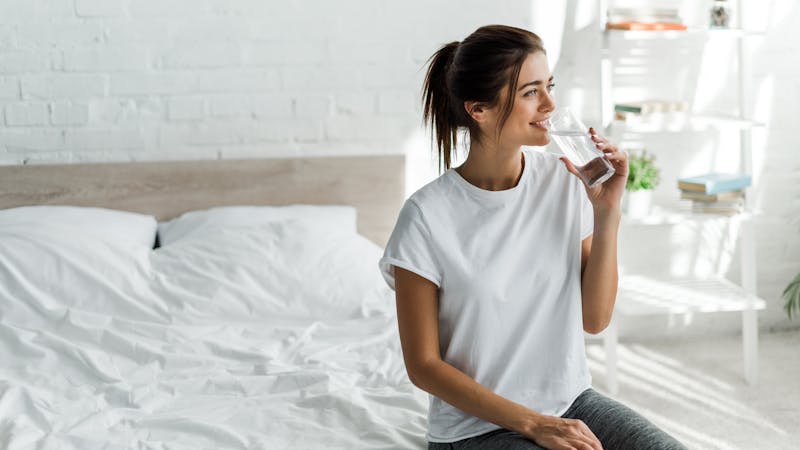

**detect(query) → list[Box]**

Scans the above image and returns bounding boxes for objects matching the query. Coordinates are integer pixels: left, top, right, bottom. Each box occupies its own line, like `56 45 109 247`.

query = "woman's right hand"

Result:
522 414 603 450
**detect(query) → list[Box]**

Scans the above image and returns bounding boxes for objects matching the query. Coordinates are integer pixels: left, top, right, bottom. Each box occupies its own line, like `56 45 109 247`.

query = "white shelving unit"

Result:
594 1 766 395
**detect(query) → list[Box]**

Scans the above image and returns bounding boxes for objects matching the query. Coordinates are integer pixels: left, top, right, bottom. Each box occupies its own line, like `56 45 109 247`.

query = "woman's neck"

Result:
454 143 525 191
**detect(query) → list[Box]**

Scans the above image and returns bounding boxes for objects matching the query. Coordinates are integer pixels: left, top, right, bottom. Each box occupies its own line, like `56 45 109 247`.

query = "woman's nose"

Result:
541 95 555 112
539 90 555 112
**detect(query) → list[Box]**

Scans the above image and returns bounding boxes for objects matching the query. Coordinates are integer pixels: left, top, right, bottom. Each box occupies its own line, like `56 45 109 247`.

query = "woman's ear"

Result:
464 101 489 123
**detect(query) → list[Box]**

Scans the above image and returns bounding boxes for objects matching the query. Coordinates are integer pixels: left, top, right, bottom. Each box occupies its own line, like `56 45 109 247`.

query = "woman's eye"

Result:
525 83 555 97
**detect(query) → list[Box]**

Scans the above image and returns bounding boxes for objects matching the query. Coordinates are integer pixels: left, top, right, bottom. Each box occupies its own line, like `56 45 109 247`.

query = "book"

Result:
607 7 681 17
677 173 752 195
692 199 745 208
680 189 745 202
607 7 683 24
606 22 688 31
691 202 745 215
615 100 689 115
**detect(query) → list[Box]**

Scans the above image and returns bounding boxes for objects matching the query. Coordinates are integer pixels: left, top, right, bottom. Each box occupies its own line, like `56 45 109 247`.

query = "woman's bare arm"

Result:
579 209 621 334
393 266 602 450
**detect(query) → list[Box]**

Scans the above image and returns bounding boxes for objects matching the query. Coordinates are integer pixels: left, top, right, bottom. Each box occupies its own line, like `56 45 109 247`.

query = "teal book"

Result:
615 103 643 113
677 172 751 195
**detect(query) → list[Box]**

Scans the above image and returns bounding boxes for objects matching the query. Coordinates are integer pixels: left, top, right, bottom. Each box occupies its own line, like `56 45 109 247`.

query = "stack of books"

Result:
606 7 687 31
677 172 751 215
614 100 689 121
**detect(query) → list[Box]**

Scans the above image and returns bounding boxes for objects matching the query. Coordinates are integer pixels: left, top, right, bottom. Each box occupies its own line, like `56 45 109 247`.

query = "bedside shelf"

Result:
596 0 763 395
621 204 759 227
604 28 766 40
607 115 765 134
615 273 766 316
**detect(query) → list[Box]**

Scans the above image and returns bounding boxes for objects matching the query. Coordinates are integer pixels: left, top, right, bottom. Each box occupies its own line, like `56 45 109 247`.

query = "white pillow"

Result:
0 227 162 323
157 204 357 246
151 219 392 320
0 205 158 248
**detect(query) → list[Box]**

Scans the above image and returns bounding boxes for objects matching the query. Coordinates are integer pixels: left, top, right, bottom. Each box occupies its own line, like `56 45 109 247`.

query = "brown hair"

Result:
422 25 547 174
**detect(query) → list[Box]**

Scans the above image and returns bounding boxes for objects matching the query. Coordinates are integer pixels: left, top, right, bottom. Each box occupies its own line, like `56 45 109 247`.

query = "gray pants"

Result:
428 388 688 450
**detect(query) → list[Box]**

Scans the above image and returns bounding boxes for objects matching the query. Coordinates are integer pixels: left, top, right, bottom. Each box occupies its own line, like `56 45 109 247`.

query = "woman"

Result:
378 25 687 450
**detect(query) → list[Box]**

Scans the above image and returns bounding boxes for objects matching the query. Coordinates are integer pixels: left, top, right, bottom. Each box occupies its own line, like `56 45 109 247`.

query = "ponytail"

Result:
422 41 461 174
421 26 547 175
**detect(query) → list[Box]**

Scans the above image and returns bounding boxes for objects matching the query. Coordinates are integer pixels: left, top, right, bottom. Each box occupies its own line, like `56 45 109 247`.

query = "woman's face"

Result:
491 51 556 148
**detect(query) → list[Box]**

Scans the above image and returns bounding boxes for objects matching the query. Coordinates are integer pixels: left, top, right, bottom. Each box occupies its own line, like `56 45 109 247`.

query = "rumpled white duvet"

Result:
0 220 428 449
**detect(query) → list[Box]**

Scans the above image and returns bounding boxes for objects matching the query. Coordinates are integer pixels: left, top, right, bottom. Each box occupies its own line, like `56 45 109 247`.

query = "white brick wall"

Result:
75 0 126 18
5 102 48 126
50 101 89 126
0 0 798 335
0 0 533 162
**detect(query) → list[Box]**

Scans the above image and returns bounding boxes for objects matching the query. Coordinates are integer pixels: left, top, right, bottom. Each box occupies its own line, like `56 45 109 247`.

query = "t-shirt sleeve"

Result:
378 199 442 291
579 186 594 240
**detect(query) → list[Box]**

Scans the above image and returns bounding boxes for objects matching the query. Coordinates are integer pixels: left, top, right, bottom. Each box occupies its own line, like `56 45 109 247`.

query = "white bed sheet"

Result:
0 221 428 449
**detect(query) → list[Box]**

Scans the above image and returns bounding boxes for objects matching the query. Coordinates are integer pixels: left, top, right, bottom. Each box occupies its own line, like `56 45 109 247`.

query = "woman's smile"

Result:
531 118 550 130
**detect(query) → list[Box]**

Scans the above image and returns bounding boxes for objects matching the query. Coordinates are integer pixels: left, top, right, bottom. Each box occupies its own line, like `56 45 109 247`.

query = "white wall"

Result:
0 0 797 335
0 0 537 166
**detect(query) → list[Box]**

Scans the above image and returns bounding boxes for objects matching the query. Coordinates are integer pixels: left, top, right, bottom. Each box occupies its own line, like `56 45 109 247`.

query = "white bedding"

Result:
0 218 428 449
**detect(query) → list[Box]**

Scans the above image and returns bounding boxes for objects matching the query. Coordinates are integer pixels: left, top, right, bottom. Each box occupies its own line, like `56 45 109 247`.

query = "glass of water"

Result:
548 107 615 188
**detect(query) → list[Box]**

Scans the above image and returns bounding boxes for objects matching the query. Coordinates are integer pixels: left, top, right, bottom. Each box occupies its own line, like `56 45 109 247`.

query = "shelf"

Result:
615 273 766 317
599 3 762 392
607 114 765 134
621 204 759 227
603 28 766 40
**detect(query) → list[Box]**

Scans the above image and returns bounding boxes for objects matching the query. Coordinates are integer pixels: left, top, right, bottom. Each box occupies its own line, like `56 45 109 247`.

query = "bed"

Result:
0 154 429 449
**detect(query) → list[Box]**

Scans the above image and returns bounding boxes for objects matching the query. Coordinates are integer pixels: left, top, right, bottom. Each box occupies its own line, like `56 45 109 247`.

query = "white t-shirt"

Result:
378 148 595 443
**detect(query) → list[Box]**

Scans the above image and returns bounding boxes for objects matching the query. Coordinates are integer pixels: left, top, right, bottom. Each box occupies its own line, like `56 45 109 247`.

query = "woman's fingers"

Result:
596 142 614 151
565 419 602 450
604 148 628 160
592 136 613 146
559 157 578 175
524 416 603 450
603 149 629 176
578 421 604 450
588 129 618 153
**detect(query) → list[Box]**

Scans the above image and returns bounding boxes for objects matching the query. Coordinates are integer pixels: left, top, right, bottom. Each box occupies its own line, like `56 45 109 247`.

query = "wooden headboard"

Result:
0 154 405 247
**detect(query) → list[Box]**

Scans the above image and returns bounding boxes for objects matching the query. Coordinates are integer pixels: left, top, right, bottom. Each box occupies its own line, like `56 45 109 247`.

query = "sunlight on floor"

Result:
585 330 797 450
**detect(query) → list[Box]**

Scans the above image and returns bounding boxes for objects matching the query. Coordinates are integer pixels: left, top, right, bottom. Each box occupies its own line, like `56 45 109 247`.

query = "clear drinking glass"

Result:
548 107 615 188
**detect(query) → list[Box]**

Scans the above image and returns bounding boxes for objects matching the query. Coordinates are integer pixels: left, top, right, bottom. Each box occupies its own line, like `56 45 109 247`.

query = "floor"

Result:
585 328 800 450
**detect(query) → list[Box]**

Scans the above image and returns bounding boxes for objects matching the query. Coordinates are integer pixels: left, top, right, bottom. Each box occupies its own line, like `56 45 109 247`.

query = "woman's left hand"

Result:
559 127 628 213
